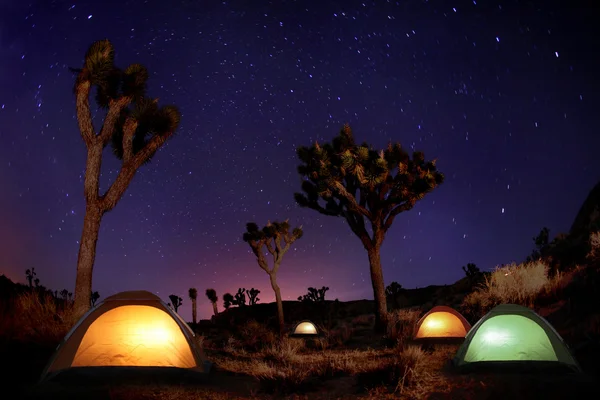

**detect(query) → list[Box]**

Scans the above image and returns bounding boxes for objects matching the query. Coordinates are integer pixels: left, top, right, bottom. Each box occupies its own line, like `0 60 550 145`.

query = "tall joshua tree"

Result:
169 295 183 313
205 288 219 316
242 220 303 334
294 124 444 331
90 291 101 307
70 39 181 319
25 268 37 288
188 288 198 324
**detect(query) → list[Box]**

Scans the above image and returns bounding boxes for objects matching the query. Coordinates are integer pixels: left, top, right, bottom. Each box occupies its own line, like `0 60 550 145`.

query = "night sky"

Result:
1 0 599 321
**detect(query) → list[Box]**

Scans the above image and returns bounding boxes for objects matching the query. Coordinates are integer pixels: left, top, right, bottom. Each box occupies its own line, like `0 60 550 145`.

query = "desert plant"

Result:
233 288 247 306
90 290 100 307
525 227 551 262
69 40 182 319
168 294 182 313
243 220 304 334
298 286 329 302
60 289 69 301
294 124 444 331
238 320 277 351
188 288 198 324
386 309 422 348
385 281 404 310
461 262 481 278
248 288 261 305
223 292 234 309
589 231 600 260
205 288 219 315
25 268 37 288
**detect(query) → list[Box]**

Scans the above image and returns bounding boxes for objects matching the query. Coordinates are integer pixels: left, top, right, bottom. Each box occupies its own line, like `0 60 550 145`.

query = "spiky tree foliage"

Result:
25 268 37 288
294 124 444 331
248 288 261 305
169 295 183 313
385 281 404 310
70 40 182 319
205 288 219 316
188 288 198 324
243 220 304 334
298 286 329 302
223 293 234 309
90 291 101 307
233 288 247 306
461 263 481 278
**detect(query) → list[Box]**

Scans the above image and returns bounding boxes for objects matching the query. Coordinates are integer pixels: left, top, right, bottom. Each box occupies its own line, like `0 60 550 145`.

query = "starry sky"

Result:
1 0 599 321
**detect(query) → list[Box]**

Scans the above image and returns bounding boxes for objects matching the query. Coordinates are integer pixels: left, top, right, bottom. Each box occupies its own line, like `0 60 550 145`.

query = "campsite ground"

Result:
2 256 600 399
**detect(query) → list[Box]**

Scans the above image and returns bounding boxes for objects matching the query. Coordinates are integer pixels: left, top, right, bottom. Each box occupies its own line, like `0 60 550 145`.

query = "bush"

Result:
237 320 277 352
386 309 422 348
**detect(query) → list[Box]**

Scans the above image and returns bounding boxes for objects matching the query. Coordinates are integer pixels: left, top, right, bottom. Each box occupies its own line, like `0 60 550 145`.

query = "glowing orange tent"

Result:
40 290 211 381
413 305 472 339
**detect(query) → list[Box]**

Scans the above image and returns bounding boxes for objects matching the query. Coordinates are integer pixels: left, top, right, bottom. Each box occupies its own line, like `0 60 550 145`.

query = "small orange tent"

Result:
413 306 472 339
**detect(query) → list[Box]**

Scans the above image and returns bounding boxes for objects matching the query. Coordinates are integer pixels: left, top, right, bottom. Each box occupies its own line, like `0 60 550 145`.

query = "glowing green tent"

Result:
452 304 581 372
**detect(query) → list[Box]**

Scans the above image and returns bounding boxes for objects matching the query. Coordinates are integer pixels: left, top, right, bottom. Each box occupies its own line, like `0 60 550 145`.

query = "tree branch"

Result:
382 200 416 233
331 180 373 219
122 118 138 164
99 96 132 147
75 77 95 147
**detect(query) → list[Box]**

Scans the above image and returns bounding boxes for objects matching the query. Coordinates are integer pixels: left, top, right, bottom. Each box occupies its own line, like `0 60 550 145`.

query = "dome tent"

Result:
452 304 581 373
413 305 472 340
290 320 319 337
40 290 212 382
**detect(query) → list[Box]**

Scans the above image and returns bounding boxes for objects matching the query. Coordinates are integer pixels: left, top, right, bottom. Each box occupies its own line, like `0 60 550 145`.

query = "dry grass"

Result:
386 308 422 347
461 260 564 318
0 291 75 345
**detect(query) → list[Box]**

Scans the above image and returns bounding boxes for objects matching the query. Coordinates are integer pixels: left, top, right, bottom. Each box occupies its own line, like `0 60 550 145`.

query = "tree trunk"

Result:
73 203 103 320
367 246 388 333
212 301 219 316
191 299 197 324
269 272 285 335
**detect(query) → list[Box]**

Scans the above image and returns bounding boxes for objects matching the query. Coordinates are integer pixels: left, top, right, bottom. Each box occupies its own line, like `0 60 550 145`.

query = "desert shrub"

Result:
461 261 553 318
386 308 421 348
262 336 304 363
588 231 600 259
253 360 317 395
396 345 427 394
236 320 277 351
1 291 75 345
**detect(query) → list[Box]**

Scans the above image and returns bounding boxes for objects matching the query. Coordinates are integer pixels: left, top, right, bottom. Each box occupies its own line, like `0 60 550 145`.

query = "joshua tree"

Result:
385 281 404 310
69 40 182 319
294 124 444 331
223 293 234 309
462 263 481 278
298 286 329 302
60 289 69 301
205 288 219 316
25 268 37 288
188 288 198 324
68 292 73 301
248 288 261 305
34 278 40 288
90 291 101 306
526 227 551 262
233 288 247 306
169 295 183 313
243 220 304 334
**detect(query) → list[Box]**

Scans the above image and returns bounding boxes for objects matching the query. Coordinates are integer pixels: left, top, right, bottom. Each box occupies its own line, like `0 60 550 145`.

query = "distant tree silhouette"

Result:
25 268 37 288
90 291 100 307
243 220 304 334
298 286 329 302
385 281 404 310
248 288 261 305
169 295 182 313
223 293 234 309
68 292 73 301
188 288 198 324
205 288 219 316
60 289 68 301
526 227 551 262
34 278 40 288
232 288 246 306
294 124 444 332
462 263 481 278
70 40 182 319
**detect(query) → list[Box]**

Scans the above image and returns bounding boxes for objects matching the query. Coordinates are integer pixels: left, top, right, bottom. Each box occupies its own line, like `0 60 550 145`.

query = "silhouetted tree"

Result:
68 292 73 301
169 295 182 313
70 40 182 319
294 124 444 331
25 268 37 288
188 288 198 324
298 286 329 302
54 290 58 299
385 281 404 310
248 288 261 305
223 293 234 309
526 227 551 262
462 263 481 278
243 220 304 334
60 289 69 301
205 288 219 316
233 288 247 306
34 278 40 288
90 291 100 306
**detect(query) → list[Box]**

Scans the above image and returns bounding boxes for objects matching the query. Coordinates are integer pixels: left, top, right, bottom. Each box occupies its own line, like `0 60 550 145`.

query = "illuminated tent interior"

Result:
452 304 581 372
291 320 319 337
413 306 472 339
40 290 211 381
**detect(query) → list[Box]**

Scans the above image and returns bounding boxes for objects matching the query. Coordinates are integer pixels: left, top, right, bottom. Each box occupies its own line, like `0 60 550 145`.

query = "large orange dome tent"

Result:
413 305 472 340
39 290 212 382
